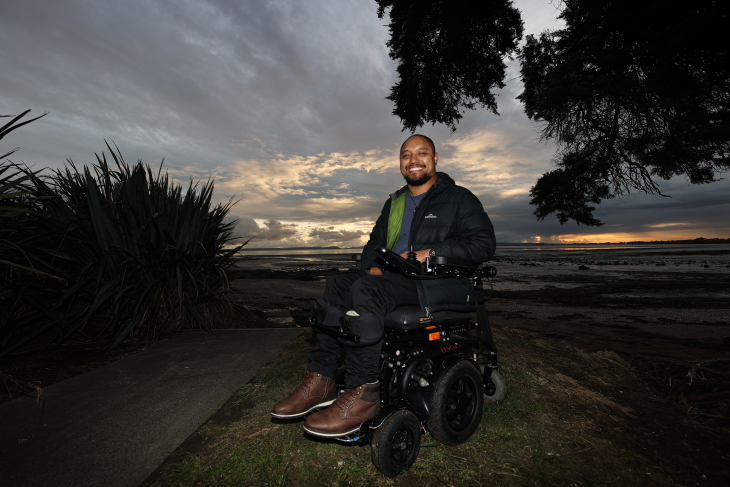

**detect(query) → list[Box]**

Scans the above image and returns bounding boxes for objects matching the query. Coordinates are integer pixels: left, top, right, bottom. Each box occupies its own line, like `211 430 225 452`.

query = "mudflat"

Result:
235 243 730 362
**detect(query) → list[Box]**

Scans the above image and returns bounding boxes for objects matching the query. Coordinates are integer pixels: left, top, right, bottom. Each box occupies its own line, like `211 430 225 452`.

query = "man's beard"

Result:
403 168 433 186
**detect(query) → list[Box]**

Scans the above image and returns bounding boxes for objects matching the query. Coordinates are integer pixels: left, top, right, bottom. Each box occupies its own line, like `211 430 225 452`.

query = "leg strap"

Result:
338 313 383 348
311 300 376 346
312 299 343 329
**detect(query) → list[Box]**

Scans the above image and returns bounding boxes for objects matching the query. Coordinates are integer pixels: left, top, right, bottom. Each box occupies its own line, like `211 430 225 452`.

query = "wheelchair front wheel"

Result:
371 410 421 478
482 368 507 402
428 360 484 446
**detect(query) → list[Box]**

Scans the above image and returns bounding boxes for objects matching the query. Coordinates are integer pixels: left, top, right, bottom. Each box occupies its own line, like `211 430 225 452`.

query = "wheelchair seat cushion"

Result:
384 306 473 332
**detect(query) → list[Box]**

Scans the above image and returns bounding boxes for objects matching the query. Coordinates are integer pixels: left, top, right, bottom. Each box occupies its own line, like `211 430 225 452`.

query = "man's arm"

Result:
431 191 496 262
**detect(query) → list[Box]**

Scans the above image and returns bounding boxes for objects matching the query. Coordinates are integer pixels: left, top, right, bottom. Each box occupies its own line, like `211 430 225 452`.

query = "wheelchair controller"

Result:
307 246 504 478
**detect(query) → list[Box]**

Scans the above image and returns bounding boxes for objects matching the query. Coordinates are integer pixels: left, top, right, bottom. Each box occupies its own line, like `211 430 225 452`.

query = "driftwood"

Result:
1 371 44 402
634 355 730 378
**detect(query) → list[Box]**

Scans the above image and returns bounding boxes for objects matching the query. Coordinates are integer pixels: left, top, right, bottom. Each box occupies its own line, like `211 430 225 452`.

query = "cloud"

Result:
2 0 727 246
308 226 368 243
644 223 689 228
232 217 297 241
0 0 398 168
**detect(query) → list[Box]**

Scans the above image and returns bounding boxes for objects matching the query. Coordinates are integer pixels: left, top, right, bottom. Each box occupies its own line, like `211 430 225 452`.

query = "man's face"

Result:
400 136 438 186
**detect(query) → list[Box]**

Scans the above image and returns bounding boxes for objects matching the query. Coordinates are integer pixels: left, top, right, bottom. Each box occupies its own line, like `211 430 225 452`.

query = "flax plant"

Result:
1 142 247 356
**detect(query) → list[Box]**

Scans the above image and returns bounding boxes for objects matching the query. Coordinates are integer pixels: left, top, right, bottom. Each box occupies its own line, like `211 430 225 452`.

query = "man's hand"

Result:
399 249 432 263
369 267 383 276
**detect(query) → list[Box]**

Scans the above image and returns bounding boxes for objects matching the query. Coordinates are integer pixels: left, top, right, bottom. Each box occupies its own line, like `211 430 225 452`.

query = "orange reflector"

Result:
428 332 440 341
425 326 437 330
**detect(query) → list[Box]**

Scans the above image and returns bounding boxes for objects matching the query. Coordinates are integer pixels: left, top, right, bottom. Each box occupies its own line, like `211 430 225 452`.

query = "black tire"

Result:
371 410 422 478
482 368 507 402
427 360 484 446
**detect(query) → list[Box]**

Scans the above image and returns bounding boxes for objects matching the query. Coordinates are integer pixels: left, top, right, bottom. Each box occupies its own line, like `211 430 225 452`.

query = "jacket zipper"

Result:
407 180 442 316
407 185 437 250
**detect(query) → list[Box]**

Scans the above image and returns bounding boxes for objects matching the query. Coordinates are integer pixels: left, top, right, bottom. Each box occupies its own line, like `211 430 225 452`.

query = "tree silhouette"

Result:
378 1 730 226
376 0 523 132
519 0 730 225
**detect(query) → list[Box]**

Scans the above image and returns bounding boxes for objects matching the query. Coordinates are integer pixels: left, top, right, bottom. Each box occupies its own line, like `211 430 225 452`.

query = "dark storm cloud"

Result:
0 0 398 167
479 177 730 243
233 216 297 241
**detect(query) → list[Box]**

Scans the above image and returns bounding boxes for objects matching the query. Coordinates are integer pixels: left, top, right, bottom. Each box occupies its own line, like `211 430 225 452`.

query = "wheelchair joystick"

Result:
406 245 417 262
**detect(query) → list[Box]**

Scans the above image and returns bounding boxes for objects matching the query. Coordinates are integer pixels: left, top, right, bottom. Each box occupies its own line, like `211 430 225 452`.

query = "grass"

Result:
143 325 718 487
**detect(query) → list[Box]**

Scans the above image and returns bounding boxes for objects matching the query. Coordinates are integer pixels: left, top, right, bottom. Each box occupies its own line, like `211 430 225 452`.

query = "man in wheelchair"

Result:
272 134 496 441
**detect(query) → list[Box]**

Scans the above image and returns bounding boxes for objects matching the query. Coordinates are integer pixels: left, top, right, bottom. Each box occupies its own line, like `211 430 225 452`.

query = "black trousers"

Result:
307 271 420 388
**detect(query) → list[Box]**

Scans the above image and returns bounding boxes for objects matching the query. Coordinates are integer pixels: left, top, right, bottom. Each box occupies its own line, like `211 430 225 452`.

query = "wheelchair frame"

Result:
309 247 501 450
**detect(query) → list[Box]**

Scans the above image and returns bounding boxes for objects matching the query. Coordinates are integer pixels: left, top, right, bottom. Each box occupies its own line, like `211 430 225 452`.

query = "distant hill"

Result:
498 238 730 246
238 238 729 251
241 245 356 251
240 239 730 251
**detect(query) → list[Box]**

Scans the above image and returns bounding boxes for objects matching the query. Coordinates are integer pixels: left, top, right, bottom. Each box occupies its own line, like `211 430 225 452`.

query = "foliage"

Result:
376 0 523 132
0 109 47 159
518 0 730 225
1 141 247 356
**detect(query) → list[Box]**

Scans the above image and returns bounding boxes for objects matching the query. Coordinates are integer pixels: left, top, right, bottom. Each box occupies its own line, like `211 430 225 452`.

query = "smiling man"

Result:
271 134 496 437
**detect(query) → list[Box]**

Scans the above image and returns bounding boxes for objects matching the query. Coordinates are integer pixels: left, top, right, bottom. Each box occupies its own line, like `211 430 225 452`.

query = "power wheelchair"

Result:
308 246 505 478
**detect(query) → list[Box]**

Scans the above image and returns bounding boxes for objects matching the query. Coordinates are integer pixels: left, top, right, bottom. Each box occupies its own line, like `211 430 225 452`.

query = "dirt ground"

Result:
0 337 154 403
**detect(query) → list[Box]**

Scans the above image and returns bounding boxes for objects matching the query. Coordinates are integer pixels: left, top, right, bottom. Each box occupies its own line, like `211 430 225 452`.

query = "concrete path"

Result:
0 328 305 487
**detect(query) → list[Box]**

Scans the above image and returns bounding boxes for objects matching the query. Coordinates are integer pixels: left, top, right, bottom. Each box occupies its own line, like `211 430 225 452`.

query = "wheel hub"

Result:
390 428 414 464
445 377 477 431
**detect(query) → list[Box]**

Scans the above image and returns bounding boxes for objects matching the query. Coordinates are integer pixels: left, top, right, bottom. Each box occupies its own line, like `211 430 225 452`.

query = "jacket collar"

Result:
389 172 454 199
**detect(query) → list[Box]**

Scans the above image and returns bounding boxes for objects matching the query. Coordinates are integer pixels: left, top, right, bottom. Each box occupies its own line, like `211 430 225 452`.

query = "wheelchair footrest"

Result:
331 420 372 443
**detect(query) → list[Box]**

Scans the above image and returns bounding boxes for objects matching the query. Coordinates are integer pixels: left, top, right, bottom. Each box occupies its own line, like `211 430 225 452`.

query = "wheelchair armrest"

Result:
431 256 481 270
431 256 497 278
354 247 497 278
375 246 423 275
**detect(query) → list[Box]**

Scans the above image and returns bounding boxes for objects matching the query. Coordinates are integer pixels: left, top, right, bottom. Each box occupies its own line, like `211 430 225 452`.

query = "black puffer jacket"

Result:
361 172 496 314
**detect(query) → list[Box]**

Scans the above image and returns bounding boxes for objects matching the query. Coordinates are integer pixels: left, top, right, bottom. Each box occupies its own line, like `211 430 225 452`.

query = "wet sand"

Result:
233 244 730 362
488 244 729 360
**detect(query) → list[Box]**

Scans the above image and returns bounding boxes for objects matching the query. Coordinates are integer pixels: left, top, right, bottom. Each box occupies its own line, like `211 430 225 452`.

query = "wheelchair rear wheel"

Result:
428 360 484 446
371 409 421 478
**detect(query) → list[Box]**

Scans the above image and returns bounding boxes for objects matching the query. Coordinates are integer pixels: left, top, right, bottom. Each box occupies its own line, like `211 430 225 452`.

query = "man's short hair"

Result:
401 134 436 154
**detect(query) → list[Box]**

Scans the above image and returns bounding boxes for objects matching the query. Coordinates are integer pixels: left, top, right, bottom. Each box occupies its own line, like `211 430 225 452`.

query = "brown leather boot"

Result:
303 382 380 437
271 370 336 418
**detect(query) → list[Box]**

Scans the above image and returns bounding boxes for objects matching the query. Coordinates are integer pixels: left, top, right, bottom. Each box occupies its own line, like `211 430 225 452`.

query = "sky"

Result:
2 0 728 248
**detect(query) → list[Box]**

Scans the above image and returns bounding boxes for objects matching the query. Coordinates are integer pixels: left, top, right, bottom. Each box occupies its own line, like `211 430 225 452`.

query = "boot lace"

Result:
335 387 362 411
297 370 320 395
